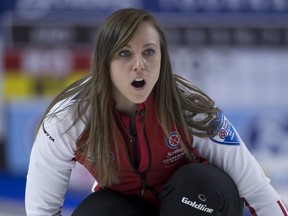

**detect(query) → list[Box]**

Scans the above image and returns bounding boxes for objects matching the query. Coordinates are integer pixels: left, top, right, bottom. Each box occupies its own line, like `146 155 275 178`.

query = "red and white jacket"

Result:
25 95 288 215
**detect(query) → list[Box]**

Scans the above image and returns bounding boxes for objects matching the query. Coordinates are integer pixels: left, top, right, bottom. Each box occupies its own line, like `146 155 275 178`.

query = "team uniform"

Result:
25 93 288 215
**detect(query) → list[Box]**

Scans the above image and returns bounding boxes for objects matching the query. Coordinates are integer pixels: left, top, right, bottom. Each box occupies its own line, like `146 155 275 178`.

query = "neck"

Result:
115 104 137 131
116 102 137 116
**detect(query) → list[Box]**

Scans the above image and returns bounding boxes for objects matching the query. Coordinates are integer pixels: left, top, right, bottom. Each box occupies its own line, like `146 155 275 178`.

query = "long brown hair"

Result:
37 8 219 187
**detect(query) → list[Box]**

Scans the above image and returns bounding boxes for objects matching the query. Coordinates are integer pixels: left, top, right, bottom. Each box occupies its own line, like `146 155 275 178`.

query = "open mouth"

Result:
131 78 145 88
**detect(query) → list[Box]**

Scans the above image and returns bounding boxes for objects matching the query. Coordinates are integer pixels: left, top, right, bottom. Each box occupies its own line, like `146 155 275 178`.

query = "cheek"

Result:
153 57 161 78
110 62 121 81
110 60 129 76
153 54 161 69
110 74 123 94
110 64 127 91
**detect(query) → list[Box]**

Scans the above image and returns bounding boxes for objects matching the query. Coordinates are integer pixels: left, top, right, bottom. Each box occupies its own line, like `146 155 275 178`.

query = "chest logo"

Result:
166 132 180 149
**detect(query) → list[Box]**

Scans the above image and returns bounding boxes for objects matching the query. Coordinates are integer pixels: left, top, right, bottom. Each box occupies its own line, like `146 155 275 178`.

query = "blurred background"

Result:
0 0 288 215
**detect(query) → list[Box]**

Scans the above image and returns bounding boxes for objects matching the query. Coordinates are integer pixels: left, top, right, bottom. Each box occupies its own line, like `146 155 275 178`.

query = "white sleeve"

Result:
193 113 288 216
25 106 84 216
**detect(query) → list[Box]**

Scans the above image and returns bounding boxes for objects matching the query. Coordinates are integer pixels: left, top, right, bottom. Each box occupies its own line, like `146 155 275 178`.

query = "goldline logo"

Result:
181 197 214 213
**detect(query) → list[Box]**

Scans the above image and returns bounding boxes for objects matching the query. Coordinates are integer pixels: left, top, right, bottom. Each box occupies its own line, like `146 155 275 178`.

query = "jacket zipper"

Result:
127 109 152 196
140 108 153 196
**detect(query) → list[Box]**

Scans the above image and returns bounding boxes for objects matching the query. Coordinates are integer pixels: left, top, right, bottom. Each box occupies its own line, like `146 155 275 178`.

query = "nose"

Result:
133 55 144 71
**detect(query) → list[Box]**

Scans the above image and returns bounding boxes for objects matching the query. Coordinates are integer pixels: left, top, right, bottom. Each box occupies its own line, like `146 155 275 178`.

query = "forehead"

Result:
128 21 160 45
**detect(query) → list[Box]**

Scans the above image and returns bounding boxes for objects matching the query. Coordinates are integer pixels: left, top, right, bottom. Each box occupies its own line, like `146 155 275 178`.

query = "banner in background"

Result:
7 24 288 47
3 0 288 14
169 47 288 108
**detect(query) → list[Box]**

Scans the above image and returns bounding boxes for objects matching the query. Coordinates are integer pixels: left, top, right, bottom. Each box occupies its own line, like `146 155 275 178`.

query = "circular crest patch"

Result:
219 129 227 139
166 132 180 149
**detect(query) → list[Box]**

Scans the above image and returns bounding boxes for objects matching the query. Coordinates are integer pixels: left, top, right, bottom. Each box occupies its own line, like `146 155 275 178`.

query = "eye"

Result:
144 49 155 56
119 50 130 57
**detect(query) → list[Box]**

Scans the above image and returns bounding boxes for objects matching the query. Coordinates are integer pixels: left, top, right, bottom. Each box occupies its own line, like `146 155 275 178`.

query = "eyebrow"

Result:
123 43 158 48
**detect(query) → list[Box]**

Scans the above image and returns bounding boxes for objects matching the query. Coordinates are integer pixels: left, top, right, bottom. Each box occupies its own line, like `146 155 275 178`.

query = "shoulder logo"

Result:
166 132 180 149
209 112 239 145
42 123 55 142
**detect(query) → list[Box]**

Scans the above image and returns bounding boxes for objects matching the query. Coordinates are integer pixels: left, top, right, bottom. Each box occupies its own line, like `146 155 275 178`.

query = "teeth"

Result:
135 78 143 81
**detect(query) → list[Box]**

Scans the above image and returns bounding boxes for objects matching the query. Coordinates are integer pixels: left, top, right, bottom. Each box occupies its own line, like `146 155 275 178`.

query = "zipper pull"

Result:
190 152 200 161
141 173 146 196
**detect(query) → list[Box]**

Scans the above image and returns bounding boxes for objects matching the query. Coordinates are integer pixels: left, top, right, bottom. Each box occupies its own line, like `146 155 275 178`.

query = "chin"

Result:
131 95 148 104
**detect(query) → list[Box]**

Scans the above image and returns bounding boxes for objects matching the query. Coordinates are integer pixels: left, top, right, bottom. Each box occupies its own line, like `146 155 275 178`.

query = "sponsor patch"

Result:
209 112 239 145
163 132 184 165
163 148 184 165
166 132 180 149
181 197 214 213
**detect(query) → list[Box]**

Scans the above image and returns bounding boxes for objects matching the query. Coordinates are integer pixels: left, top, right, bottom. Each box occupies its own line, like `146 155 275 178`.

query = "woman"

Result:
25 8 287 216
